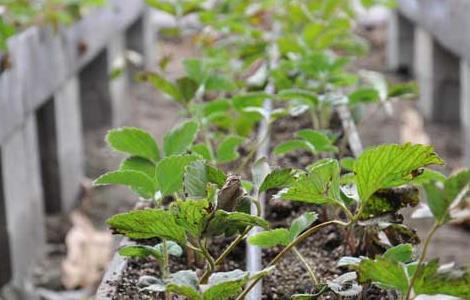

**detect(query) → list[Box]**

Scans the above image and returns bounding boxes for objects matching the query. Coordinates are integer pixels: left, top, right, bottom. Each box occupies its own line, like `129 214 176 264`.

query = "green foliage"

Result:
119 241 183 260
94 170 156 199
106 127 160 162
424 169 470 224
248 212 317 248
354 143 444 203
216 135 245 163
155 154 200 196
107 209 186 242
274 130 337 156
163 120 199 156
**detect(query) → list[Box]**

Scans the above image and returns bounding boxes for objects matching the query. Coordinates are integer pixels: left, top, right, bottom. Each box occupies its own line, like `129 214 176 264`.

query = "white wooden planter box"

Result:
0 1 156 297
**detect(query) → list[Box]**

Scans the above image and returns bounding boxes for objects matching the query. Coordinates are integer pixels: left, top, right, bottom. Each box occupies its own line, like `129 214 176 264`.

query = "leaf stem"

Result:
404 222 440 300
292 246 318 285
236 220 349 300
200 239 216 284
200 226 252 283
236 127 271 174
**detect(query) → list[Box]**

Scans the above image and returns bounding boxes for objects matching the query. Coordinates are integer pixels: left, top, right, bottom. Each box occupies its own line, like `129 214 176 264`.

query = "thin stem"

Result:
161 240 171 300
200 240 216 284
293 246 318 285
200 226 252 283
404 222 440 300
310 109 320 130
236 127 271 174
236 220 349 300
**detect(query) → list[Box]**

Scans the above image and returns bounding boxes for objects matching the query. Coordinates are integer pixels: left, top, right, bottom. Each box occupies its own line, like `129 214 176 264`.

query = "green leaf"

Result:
409 169 446 186
273 140 313 156
387 82 418 98
164 120 199 156
354 143 444 203
106 127 160 162
139 72 182 102
171 200 210 238
155 240 183 257
252 157 271 189
414 260 470 298
167 270 202 300
275 174 331 204
425 169 470 224
289 212 318 241
383 244 413 263
145 0 176 15
356 257 409 293
232 92 269 110
216 136 245 163
296 129 338 153
118 245 161 260
260 168 295 193
206 164 227 188
107 209 186 242
359 187 420 220
184 161 209 199
276 159 340 205
120 157 156 178
277 89 318 107
207 211 269 237
203 270 249 300
340 157 355 171
192 144 213 160
93 170 156 199
176 77 199 103
248 228 290 248
348 88 380 105
205 75 236 92
156 154 199 196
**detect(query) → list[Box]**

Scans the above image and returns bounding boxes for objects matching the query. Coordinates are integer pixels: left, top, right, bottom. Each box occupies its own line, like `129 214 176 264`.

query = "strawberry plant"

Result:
94 0 470 299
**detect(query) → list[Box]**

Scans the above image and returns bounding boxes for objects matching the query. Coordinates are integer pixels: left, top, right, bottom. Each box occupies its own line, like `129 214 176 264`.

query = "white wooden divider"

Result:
0 1 156 297
388 0 470 166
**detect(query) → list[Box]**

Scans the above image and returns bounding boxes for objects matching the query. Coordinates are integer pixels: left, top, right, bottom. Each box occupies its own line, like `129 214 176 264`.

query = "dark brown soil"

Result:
109 236 245 300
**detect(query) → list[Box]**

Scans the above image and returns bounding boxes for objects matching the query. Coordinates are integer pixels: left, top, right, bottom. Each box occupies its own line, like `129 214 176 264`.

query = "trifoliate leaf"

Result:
106 127 160 162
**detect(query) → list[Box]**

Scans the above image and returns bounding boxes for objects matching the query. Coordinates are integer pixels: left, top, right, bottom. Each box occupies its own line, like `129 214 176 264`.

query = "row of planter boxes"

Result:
388 0 470 166
0 1 156 298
